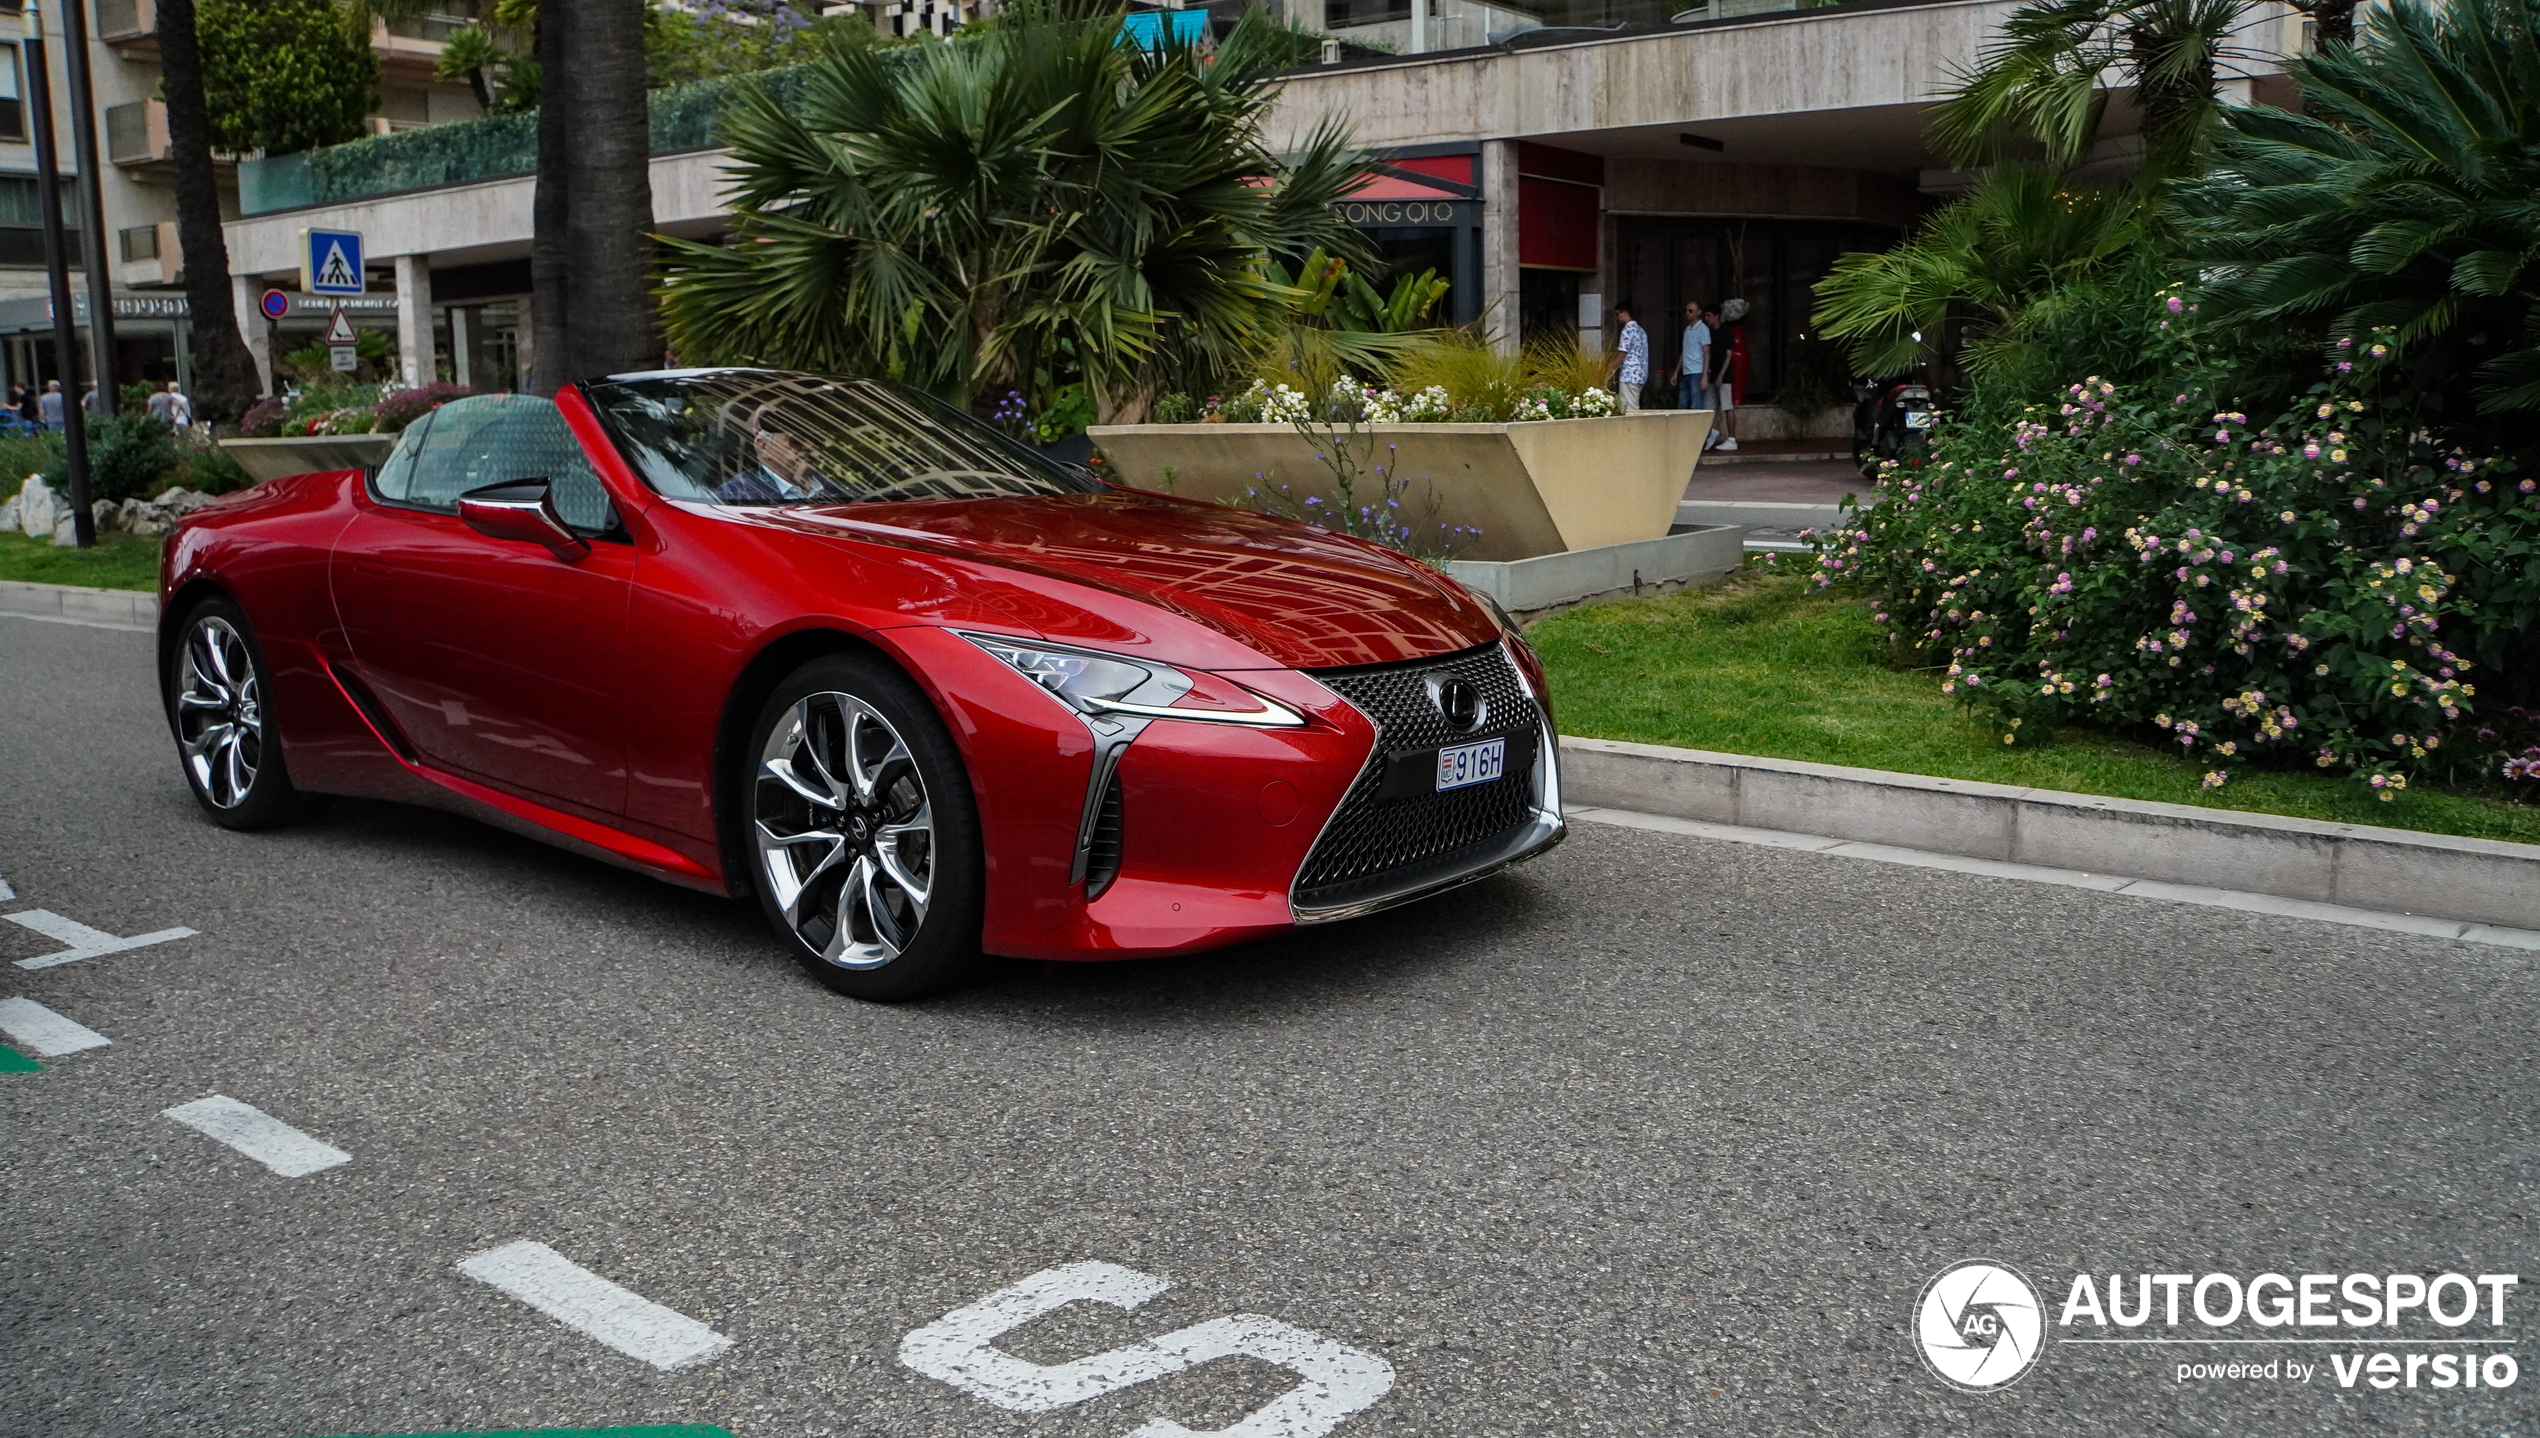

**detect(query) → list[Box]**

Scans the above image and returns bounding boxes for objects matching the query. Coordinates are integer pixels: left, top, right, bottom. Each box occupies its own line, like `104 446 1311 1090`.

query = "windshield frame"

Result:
575 369 1105 509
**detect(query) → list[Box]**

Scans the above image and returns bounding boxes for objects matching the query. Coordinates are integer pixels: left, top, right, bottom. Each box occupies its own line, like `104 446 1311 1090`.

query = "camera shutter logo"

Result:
1915 1261 2044 1392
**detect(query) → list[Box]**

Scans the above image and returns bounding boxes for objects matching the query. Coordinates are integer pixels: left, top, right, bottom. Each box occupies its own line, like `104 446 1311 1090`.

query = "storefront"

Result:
1334 146 1484 327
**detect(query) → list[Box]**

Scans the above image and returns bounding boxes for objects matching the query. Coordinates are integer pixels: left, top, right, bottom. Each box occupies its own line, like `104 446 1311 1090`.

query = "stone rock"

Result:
92 498 116 531
118 496 179 537
0 495 16 534
161 488 218 515
51 511 76 546
17 475 59 538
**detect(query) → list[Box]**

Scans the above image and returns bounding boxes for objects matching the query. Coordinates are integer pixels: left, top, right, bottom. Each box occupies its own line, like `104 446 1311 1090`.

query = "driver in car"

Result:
716 402 835 504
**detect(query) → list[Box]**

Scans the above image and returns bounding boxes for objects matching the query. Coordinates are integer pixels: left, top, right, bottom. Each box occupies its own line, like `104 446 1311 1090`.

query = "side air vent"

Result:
326 662 418 763
1083 771 1124 900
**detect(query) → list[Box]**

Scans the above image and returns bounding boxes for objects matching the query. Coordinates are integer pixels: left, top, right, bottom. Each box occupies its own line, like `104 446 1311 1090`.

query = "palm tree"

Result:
656 6 1372 421
1812 165 2151 379
155 0 262 422
2183 0 2540 415
560 0 655 381
1926 0 2252 177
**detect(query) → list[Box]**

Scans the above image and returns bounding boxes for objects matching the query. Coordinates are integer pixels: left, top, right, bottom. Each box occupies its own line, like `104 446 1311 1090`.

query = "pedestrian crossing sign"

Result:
300 228 366 296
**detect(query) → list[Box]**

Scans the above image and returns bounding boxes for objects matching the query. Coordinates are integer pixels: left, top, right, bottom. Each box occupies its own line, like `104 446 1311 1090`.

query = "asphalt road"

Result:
1 612 2531 1438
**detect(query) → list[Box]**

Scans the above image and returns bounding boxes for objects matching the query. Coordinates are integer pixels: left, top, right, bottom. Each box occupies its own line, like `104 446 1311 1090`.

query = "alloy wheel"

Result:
753 691 935 970
177 615 263 809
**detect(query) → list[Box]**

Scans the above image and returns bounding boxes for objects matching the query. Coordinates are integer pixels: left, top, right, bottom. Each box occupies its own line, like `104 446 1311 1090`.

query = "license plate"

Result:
1905 409 1937 429
1436 737 1507 792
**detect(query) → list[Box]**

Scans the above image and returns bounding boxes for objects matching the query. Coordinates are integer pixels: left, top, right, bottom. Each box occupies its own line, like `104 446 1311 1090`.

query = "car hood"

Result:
752 489 1501 670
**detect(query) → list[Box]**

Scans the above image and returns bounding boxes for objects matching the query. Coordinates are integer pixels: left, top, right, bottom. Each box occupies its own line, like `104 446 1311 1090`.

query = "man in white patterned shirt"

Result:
1610 303 1649 413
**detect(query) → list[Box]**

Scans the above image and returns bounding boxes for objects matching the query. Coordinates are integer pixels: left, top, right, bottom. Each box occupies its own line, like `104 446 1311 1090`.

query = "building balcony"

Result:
104 98 170 167
105 98 244 179
96 0 159 53
117 220 180 287
374 9 478 79
237 64 801 217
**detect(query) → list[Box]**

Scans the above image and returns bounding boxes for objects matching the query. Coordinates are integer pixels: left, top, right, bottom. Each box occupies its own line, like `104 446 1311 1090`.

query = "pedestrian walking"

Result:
80 380 100 415
38 379 64 430
1611 303 1649 413
12 384 33 427
1676 301 1711 412
1703 303 1740 452
147 379 191 428
1714 298 1749 453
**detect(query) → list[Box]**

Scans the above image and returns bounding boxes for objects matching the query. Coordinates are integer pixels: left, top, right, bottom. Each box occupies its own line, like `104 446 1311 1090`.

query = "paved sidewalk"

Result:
1678 459 1873 547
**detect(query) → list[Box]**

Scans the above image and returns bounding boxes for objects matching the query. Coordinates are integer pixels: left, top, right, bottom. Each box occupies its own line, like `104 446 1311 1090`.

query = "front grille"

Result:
1293 645 1543 907
1084 771 1124 899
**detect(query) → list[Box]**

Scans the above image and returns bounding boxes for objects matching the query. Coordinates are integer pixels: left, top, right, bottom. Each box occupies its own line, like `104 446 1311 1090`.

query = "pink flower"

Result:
2167 297 2185 314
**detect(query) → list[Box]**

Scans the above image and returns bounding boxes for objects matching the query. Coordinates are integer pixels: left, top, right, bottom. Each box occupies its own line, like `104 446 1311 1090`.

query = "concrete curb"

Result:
1675 499 1850 531
1443 527 1744 612
0 579 158 630
1559 736 2540 931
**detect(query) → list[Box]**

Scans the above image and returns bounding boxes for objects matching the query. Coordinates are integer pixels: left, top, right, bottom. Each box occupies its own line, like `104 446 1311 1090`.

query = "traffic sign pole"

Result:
21 0 93 548
58 0 117 418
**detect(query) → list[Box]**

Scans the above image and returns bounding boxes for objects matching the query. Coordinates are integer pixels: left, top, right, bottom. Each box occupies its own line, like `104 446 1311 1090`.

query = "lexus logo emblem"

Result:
1429 675 1485 733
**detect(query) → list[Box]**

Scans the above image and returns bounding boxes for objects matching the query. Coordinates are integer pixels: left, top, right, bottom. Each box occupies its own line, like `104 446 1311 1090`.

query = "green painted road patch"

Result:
0 1040 38 1072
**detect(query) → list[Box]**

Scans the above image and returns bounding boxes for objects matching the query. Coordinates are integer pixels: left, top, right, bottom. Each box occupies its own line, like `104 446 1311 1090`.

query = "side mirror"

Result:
458 478 590 561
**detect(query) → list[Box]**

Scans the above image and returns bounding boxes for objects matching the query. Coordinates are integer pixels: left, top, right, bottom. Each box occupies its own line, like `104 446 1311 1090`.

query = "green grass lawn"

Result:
0 528 163 591
1529 564 2540 846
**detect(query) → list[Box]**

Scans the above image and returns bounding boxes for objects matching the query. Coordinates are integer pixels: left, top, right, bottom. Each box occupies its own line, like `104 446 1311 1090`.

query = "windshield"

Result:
579 370 1101 507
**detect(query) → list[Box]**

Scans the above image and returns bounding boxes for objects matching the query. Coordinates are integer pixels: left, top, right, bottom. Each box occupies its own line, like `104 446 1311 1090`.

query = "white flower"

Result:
1397 385 1453 422
1569 386 1618 417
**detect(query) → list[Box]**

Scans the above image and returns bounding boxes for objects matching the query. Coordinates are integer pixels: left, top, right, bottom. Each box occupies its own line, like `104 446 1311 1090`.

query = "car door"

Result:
330 394 636 818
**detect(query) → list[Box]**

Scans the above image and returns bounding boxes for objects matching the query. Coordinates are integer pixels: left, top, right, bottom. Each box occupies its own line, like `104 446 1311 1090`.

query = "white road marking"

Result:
1567 806 2540 951
0 872 14 900
7 909 197 969
162 1095 351 1177
903 1261 1395 1438
0 997 110 1055
458 1240 731 1371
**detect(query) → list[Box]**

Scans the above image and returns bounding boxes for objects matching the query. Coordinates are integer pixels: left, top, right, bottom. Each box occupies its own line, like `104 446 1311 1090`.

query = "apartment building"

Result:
1264 0 2310 402
0 0 482 398
208 0 2308 405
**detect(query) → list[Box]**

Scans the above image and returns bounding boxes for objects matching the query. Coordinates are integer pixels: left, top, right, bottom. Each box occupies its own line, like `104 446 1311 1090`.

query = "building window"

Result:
0 44 23 143
120 224 160 262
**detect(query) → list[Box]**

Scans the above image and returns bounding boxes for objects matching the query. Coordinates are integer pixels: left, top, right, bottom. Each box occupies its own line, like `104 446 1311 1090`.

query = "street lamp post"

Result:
22 0 94 548
57 0 118 418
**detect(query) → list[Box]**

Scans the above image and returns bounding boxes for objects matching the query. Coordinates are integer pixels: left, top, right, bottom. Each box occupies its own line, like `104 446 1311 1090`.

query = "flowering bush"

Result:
1509 382 1619 421
1185 375 1613 424
1813 293 2540 799
1397 385 1452 422
371 382 477 434
1221 379 1312 425
238 396 292 439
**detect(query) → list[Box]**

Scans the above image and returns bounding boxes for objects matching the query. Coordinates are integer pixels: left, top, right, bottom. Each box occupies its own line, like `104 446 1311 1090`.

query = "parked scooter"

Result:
1851 377 1936 476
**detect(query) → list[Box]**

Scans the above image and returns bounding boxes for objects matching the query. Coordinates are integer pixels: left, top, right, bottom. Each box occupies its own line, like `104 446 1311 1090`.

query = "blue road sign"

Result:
259 288 290 320
301 229 365 296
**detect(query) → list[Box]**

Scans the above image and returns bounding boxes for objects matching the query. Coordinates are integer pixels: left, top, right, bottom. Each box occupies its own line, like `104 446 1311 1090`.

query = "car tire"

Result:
168 596 314 830
742 651 985 1001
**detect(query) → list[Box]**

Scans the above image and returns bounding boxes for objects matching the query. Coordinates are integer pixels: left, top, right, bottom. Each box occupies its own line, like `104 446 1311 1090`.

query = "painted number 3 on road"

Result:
901 1262 1395 1437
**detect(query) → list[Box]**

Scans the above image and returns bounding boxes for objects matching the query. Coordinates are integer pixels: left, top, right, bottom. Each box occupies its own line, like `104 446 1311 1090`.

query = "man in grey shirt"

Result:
1676 300 1711 411
37 380 63 431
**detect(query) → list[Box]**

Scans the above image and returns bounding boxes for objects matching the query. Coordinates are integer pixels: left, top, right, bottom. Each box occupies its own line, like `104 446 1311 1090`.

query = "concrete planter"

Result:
219 433 396 485
1086 411 1709 562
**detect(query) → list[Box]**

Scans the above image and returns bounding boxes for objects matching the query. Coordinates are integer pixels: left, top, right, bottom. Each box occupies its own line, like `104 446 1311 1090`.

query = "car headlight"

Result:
958 632 1304 727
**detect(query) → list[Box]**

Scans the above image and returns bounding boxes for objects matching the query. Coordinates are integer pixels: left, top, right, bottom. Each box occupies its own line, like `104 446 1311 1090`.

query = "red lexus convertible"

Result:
159 370 1563 997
